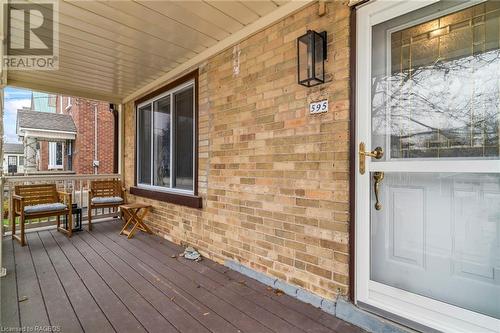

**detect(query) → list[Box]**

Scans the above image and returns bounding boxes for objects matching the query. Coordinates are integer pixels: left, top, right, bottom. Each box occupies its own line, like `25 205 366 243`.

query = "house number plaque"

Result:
309 99 328 114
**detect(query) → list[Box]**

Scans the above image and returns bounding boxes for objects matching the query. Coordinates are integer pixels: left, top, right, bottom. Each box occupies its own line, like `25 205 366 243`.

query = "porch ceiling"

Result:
5 0 311 104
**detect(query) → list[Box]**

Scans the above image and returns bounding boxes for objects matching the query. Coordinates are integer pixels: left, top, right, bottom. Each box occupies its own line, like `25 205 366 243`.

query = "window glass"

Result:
56 142 63 166
136 82 195 193
153 96 171 187
173 87 194 190
138 104 152 184
48 142 63 168
18 156 24 166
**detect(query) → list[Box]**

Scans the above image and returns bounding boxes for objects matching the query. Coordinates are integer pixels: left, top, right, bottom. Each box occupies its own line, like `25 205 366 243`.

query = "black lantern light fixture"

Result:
297 30 327 87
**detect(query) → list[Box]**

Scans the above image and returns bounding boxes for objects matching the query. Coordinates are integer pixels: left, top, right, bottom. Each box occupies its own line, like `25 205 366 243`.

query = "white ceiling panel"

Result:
6 0 310 103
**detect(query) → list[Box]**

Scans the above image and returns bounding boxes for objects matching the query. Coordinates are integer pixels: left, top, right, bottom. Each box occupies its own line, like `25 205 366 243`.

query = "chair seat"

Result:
91 196 123 204
24 202 68 214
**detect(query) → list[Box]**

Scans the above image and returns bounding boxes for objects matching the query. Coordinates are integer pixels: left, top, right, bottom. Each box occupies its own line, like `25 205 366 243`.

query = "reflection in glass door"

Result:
372 1 500 160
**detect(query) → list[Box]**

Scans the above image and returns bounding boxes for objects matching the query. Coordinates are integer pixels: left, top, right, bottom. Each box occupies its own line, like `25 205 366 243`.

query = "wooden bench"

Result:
88 180 125 231
11 184 73 246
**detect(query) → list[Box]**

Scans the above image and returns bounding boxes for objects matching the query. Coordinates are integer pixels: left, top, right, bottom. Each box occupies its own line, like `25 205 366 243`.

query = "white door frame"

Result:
355 1 500 332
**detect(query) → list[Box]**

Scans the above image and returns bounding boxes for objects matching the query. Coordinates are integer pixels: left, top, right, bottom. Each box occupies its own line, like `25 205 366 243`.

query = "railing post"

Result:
79 180 83 208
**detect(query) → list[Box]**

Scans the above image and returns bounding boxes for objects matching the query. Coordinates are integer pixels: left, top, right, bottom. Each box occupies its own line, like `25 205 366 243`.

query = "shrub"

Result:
3 199 8 220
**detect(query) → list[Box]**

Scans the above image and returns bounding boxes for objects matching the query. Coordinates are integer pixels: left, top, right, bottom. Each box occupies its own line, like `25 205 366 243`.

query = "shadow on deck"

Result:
1 220 365 333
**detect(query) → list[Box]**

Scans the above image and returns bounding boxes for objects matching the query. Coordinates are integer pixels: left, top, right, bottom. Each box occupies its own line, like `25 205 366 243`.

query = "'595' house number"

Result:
309 99 328 114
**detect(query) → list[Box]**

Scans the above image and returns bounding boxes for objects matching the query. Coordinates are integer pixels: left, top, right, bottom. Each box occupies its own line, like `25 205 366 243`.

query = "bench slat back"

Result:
15 184 59 206
91 180 122 198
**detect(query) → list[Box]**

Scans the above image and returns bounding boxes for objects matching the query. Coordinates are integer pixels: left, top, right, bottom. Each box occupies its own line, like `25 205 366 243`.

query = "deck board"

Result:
1 239 20 328
37 231 115 333
77 231 210 333
2 220 365 333
25 233 83 333
95 222 274 333
50 229 146 333
67 232 178 333
86 228 239 333
107 223 332 333
14 234 50 328
128 224 360 333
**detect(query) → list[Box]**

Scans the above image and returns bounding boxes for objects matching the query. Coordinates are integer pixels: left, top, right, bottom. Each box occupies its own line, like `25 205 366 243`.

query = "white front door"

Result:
356 1 500 332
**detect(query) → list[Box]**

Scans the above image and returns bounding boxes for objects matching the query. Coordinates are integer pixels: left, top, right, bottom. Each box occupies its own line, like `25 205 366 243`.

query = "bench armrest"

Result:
57 191 72 205
12 194 24 201
12 194 25 215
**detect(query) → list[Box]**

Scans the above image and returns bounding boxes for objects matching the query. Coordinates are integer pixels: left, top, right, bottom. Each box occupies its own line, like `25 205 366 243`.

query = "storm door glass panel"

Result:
153 96 171 187
372 1 500 160
173 86 194 191
138 104 152 184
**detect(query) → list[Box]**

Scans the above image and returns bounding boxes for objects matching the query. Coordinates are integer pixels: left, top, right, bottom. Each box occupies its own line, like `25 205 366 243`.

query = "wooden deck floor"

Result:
1 220 364 333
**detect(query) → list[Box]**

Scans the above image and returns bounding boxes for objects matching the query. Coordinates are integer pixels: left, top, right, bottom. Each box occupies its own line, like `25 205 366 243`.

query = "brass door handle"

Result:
359 142 383 174
373 172 384 210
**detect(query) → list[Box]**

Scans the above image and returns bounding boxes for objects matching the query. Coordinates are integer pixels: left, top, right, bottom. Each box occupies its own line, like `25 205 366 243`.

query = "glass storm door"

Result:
356 1 500 332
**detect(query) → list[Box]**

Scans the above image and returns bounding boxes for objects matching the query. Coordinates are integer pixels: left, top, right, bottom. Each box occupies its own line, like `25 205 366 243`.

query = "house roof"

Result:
17 110 77 134
4 143 24 154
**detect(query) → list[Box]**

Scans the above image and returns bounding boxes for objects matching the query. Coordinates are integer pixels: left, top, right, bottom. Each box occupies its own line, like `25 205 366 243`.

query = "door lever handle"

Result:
373 172 384 211
359 142 383 174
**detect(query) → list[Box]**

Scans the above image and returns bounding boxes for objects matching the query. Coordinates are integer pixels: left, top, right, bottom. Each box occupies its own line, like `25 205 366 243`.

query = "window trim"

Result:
48 141 64 170
133 69 201 208
7 156 17 166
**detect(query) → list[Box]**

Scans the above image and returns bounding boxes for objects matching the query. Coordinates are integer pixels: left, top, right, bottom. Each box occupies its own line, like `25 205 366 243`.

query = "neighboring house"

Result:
17 109 77 172
2 143 24 174
15 92 115 174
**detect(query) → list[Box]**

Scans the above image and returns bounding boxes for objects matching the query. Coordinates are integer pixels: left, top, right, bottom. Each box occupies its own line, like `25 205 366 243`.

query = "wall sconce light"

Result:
297 30 327 87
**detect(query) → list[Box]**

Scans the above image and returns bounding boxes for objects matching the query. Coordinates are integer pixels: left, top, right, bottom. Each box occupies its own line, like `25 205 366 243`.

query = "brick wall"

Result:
124 1 351 301
68 98 115 174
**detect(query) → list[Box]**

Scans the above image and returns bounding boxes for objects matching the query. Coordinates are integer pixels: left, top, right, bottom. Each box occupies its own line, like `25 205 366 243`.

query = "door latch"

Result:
373 172 384 210
359 142 383 174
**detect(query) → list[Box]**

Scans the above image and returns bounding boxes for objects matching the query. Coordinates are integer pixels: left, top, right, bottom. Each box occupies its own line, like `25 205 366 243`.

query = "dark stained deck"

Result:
1 220 365 333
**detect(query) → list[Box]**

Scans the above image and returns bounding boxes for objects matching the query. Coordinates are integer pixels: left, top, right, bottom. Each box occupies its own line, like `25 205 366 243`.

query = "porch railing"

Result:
1 173 122 233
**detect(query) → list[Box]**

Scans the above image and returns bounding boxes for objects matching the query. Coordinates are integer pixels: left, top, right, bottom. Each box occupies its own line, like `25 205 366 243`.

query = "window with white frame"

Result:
7 156 17 166
48 142 63 169
136 80 195 193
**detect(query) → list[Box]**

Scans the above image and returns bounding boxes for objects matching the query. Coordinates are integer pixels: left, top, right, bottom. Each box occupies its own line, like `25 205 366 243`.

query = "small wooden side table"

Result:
119 203 153 239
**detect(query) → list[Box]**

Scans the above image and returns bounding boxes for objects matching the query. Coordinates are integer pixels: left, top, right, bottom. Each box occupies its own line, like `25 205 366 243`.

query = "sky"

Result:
3 86 31 143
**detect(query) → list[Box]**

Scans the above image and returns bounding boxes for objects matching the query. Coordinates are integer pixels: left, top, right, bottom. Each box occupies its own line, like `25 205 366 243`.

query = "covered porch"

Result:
2 0 500 332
